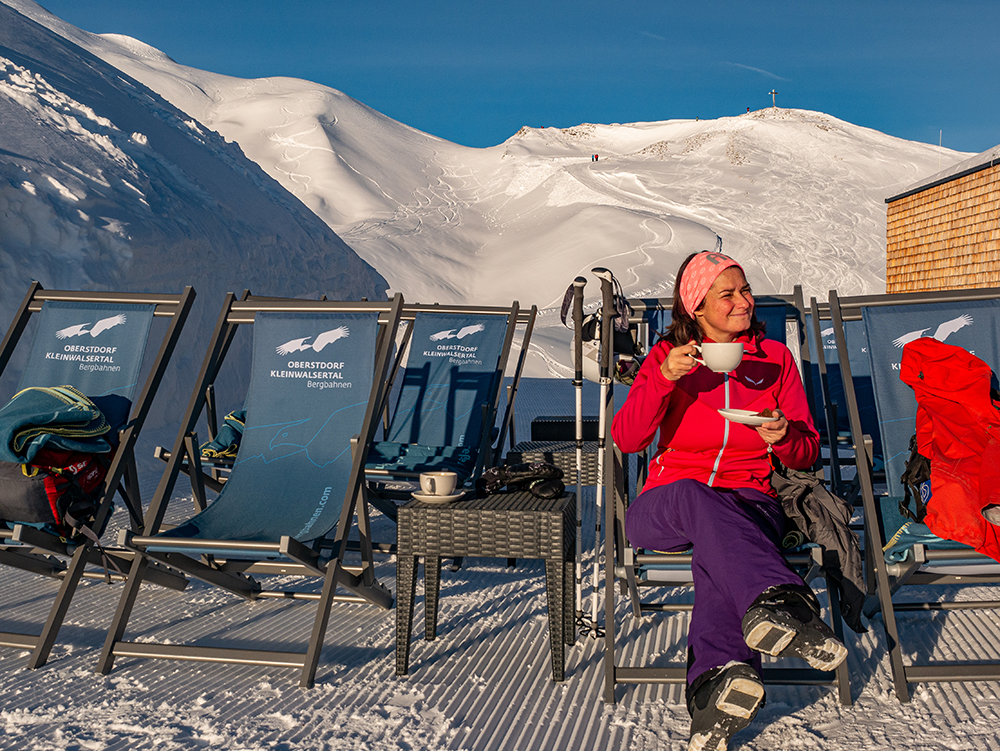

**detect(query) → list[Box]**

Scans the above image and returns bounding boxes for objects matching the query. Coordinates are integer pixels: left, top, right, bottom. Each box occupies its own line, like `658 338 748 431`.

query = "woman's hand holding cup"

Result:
662 340 700 381
662 340 745 381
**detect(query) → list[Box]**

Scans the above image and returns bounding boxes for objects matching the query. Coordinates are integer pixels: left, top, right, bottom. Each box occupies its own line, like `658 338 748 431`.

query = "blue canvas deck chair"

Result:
602 287 853 705
829 287 1000 702
96 294 403 687
365 302 536 516
0 283 194 668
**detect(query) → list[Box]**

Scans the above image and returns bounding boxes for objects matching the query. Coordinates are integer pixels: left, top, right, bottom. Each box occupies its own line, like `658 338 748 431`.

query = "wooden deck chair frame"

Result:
829 287 1000 702
95 293 403 688
0 282 195 668
365 302 537 519
602 288 852 706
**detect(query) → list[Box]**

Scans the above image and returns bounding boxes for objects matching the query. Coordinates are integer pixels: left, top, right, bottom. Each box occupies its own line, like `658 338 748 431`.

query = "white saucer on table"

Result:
718 408 774 426
411 490 469 505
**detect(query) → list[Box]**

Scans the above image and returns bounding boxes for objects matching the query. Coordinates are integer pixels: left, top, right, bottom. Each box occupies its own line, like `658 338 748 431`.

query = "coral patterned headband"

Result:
678 251 744 316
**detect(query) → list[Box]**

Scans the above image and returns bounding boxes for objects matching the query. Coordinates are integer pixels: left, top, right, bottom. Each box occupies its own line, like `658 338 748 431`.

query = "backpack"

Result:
0 446 110 538
899 434 931 523
560 273 644 385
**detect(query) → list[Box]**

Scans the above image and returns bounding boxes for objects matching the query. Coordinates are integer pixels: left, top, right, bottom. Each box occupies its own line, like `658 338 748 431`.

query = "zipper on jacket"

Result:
707 373 731 487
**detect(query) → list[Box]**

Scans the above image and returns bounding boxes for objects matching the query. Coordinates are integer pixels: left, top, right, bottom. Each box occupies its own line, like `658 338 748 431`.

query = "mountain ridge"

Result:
3 0 972 376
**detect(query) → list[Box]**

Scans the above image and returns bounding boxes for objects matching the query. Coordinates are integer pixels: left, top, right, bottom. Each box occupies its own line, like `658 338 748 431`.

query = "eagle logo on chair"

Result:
892 314 973 348
429 323 485 341
275 326 350 355
54 314 127 339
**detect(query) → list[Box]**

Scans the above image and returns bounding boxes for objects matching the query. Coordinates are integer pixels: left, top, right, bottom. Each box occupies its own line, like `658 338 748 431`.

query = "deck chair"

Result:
602 289 852 705
0 283 194 668
805 297 884 500
829 286 1000 702
365 302 536 518
96 294 403 688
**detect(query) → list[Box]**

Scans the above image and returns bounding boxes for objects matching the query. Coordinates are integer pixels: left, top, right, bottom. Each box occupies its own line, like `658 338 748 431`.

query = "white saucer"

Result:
718 408 774 426
411 490 468 505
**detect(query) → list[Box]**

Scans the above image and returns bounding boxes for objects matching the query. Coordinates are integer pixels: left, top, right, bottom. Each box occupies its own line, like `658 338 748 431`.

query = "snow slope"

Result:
0 2 385 306
0 2 387 460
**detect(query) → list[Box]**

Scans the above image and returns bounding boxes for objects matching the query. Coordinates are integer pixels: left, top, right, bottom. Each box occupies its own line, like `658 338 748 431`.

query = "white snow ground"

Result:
3 2 1000 750
4 383 1000 751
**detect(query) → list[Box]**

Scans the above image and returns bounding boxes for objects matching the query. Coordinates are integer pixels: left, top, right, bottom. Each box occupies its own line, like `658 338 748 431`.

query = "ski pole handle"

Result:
592 268 615 377
572 276 586 382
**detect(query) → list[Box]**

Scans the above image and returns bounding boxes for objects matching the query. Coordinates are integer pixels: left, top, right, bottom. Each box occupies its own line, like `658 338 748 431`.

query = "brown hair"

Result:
661 252 766 346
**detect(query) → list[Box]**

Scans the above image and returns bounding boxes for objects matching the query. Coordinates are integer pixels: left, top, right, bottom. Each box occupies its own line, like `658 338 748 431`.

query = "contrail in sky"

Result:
726 62 788 81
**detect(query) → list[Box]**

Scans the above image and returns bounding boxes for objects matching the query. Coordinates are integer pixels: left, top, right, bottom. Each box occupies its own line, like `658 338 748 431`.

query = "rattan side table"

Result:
396 490 576 681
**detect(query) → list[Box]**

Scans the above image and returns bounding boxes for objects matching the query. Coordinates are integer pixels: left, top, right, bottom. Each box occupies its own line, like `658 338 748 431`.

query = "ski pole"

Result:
571 275 586 619
588 266 615 636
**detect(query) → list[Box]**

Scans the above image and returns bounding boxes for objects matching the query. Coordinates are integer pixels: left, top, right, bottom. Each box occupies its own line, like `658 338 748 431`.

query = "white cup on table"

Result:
419 471 459 496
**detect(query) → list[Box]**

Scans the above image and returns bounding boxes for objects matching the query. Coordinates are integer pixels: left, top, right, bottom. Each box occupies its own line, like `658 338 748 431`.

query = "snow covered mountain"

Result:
0 1 387 461
3 0 971 383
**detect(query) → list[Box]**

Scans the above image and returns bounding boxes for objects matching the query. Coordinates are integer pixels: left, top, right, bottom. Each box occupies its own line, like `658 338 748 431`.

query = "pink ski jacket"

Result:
612 333 819 497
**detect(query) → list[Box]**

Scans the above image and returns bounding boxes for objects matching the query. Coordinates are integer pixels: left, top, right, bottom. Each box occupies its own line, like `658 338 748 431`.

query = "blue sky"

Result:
37 0 1000 154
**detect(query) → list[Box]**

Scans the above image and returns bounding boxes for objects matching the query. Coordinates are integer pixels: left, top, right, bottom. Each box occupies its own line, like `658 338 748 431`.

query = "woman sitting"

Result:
612 250 846 751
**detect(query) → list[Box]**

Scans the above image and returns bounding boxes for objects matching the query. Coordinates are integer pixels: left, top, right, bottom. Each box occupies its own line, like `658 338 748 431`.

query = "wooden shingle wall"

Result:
886 164 1000 293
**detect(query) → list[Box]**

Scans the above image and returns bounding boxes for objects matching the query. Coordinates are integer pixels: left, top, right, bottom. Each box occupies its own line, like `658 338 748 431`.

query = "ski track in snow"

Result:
309 110 962 376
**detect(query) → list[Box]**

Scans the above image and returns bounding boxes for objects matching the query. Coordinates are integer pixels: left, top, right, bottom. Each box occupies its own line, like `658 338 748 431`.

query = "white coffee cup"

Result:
693 342 744 373
419 471 459 496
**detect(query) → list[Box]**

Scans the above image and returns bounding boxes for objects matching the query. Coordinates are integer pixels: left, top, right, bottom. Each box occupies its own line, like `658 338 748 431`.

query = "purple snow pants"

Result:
625 478 803 686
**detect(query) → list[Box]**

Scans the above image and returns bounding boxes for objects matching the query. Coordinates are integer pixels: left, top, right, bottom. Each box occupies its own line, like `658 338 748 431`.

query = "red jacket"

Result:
612 333 819 496
900 338 1000 560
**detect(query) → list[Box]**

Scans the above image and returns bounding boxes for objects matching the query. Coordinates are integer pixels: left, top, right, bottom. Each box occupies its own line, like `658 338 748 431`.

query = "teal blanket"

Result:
0 385 112 463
